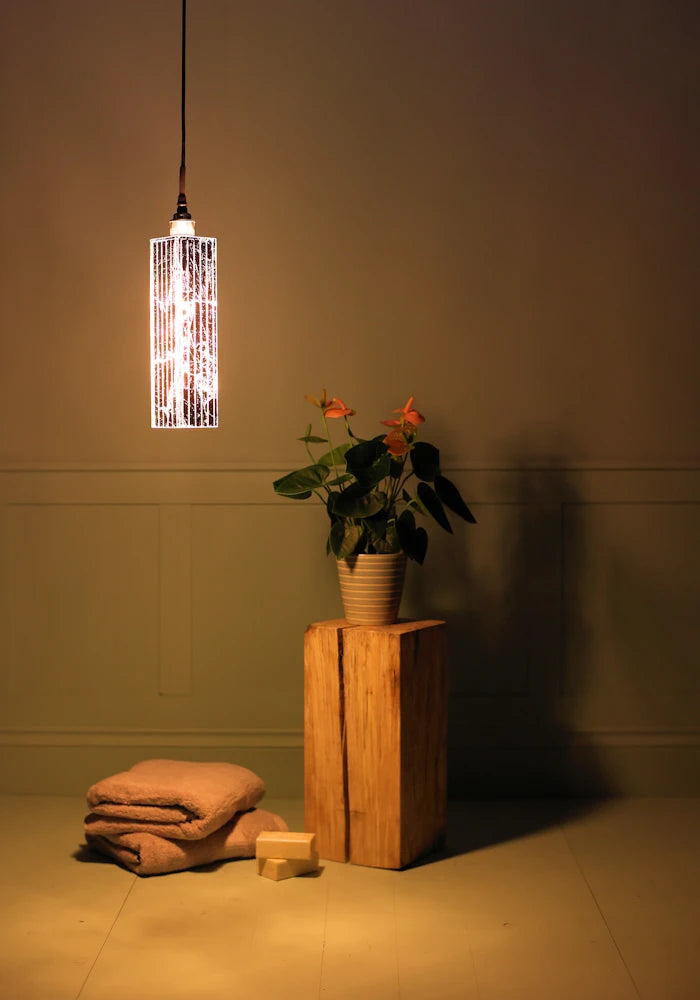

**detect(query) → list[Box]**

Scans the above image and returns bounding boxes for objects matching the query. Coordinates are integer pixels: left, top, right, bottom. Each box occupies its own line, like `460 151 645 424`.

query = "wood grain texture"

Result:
303 620 350 862
399 623 448 866
343 620 447 869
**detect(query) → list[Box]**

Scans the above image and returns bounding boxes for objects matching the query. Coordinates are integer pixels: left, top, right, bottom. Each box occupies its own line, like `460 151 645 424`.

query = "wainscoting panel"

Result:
561 501 700 730
0 467 698 796
5 502 160 721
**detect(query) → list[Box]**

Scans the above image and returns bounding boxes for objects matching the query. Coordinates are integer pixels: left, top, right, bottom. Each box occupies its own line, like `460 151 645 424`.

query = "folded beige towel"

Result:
86 759 264 840
85 808 288 876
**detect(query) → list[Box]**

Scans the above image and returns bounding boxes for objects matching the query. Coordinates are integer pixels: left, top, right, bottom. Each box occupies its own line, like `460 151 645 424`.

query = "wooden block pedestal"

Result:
304 619 447 870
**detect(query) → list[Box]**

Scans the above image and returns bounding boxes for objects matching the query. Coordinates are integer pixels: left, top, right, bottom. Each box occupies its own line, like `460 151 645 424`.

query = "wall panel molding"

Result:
1 461 698 473
2 726 697 750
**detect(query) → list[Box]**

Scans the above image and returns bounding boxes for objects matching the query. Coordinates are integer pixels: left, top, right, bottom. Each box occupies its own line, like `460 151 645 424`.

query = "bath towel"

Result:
85 807 288 876
86 759 265 840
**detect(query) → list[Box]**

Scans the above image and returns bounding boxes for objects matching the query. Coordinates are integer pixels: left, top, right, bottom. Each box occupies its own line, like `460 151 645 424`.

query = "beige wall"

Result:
0 1 698 795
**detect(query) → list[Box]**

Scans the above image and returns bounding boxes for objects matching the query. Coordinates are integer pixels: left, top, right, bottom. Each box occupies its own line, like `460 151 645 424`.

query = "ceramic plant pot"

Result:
336 552 407 626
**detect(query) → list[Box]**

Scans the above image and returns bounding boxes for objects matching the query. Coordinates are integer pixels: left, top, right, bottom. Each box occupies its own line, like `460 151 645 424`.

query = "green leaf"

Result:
331 487 387 519
297 435 327 443
396 509 428 564
411 442 441 482
434 474 477 523
330 520 365 559
317 443 352 467
403 489 428 517
273 464 329 496
417 482 452 533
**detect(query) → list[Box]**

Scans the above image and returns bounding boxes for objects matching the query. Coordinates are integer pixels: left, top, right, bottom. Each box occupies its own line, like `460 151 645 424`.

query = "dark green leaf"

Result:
345 438 387 475
411 442 441 482
435 474 477 523
390 459 405 479
396 508 415 545
331 487 387 519
397 509 428 563
417 482 452 533
412 526 428 564
330 520 364 558
273 464 329 496
365 512 388 542
373 521 400 553
297 435 327 443
362 452 392 488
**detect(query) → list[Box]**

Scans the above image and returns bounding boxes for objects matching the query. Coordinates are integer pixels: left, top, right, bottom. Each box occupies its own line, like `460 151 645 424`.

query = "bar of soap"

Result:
257 856 318 881
256 830 317 861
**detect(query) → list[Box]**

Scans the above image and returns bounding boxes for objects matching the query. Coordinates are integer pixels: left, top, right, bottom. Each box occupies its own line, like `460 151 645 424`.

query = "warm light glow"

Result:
150 220 218 428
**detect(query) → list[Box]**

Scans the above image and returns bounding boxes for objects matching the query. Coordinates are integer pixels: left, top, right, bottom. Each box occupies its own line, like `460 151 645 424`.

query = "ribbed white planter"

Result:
337 552 407 626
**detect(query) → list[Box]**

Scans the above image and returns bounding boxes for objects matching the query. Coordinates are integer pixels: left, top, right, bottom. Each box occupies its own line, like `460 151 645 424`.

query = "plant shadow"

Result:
401 445 616 857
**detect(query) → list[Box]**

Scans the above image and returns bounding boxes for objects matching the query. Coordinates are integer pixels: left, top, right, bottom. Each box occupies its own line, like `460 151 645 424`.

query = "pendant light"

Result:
150 0 218 428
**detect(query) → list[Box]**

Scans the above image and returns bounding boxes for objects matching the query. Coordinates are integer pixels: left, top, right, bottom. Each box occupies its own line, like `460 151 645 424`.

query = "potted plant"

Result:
273 391 476 624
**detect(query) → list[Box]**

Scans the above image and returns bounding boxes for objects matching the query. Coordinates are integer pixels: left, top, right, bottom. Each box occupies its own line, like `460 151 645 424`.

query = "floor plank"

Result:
0 796 697 1000
0 796 134 1000
561 798 700 1000
79 799 329 1000
398 803 638 1000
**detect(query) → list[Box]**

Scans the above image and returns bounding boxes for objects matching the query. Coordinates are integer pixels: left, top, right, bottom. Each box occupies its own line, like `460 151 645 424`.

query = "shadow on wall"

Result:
403 449 616 808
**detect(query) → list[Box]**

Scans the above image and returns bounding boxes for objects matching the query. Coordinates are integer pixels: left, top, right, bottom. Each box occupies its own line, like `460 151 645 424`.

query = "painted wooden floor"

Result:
0 796 697 999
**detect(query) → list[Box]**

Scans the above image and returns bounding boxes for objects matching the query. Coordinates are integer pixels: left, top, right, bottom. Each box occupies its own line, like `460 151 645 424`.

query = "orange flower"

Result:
380 395 425 428
324 397 356 419
383 428 411 456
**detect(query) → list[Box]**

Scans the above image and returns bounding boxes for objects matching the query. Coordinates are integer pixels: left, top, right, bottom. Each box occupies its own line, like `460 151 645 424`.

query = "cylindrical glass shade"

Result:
150 220 218 428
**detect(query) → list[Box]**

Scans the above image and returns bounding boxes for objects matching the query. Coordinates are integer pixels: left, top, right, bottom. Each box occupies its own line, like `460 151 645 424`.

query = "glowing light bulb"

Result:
150 218 218 428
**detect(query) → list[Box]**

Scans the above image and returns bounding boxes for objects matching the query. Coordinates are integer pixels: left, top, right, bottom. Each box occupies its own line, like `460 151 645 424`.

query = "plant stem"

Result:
321 411 340 482
303 439 316 464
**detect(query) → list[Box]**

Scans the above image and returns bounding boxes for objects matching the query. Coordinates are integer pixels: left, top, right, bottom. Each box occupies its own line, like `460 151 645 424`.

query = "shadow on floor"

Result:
407 796 610 869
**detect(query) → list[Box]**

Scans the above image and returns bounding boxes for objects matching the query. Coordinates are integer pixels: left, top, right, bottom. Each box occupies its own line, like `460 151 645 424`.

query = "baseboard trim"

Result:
1 728 697 797
0 727 304 749
448 730 700 749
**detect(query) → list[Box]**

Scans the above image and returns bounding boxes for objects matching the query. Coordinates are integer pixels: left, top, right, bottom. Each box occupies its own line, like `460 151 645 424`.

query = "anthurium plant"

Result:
272 392 476 563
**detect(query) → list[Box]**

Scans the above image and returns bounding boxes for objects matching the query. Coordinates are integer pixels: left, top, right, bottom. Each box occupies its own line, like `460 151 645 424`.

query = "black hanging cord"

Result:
173 0 191 219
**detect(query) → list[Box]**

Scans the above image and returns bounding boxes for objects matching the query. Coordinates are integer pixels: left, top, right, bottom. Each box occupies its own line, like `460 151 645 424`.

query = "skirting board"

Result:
0 728 698 797
0 729 304 798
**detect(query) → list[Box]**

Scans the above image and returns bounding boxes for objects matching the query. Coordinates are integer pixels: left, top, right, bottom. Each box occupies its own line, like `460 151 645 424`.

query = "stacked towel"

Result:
83 759 287 876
